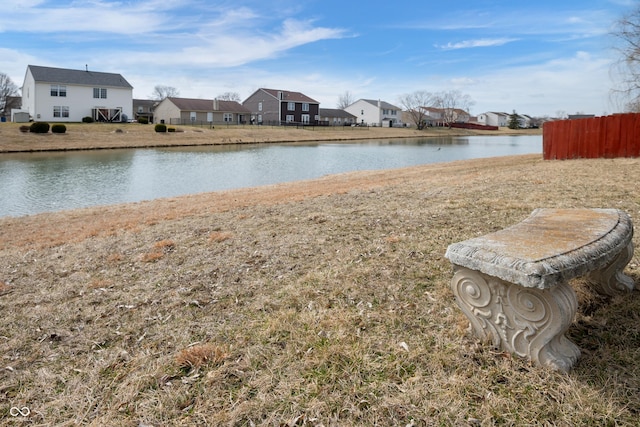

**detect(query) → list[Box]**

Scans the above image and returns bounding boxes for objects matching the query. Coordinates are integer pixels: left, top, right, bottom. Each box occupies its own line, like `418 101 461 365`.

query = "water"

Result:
0 135 541 217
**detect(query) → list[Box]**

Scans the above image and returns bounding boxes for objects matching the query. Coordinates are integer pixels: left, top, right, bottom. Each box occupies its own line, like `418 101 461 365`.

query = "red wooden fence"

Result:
543 113 640 160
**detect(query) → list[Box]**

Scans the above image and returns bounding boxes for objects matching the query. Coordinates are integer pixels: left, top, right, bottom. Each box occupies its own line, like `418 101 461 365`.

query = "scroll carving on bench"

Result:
445 208 635 372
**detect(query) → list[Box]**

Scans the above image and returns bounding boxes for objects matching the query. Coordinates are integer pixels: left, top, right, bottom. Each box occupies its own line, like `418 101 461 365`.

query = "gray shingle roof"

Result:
28 65 133 89
319 108 356 119
362 99 401 110
260 88 319 104
167 97 250 113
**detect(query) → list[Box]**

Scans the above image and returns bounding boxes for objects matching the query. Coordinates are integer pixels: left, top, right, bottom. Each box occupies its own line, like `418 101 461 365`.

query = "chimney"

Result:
213 99 219 110
278 91 283 100
85 64 88 72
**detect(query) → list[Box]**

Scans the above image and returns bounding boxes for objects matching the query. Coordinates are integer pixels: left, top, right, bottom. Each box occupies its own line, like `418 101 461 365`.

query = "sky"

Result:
0 0 636 117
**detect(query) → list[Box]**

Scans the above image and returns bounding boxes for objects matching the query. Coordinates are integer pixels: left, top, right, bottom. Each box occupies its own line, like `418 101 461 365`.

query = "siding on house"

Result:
154 97 250 125
21 65 133 122
344 99 403 127
318 108 357 126
243 88 320 125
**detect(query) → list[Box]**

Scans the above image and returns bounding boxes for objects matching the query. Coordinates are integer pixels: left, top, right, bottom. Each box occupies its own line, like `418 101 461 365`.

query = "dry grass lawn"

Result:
1 123 639 426
0 121 540 153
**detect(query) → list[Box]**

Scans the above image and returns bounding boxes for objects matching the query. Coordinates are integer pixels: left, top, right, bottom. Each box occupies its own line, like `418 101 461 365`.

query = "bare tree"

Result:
611 5 640 111
337 91 355 109
398 90 437 129
216 92 241 102
0 72 19 117
436 90 474 127
152 85 180 101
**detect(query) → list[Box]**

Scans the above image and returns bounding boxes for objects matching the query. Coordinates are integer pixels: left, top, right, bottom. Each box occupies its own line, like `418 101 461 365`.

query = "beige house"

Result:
154 97 250 126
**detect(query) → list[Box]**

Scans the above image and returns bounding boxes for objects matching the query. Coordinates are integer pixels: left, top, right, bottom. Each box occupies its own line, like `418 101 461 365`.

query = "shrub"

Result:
137 117 149 124
82 116 94 123
168 127 176 132
19 125 30 133
51 124 67 134
155 124 167 133
29 122 50 133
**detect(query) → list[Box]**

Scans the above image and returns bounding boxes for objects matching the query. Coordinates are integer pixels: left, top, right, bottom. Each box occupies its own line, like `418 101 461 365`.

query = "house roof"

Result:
319 108 356 119
360 99 401 110
259 88 319 104
27 65 133 89
167 97 249 113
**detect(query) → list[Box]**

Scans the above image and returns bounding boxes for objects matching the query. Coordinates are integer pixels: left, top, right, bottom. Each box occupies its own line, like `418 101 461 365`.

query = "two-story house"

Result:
477 112 509 127
153 97 250 126
344 99 403 127
242 88 320 125
21 65 133 122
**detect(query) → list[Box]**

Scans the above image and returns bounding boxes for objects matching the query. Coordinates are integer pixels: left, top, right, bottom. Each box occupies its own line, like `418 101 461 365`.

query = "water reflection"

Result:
0 135 541 217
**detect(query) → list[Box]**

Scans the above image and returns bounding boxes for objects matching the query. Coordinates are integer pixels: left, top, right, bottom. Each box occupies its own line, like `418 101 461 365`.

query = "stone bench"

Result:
445 208 635 372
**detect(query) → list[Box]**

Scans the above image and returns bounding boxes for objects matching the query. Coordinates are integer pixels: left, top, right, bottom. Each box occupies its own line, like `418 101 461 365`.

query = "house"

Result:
153 97 250 126
477 112 509 127
133 99 157 123
318 108 357 126
242 88 320 125
21 65 133 122
420 106 470 127
344 99 403 127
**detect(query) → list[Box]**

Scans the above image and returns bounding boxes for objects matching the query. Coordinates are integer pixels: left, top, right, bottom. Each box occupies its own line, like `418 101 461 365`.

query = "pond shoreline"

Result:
0 122 542 153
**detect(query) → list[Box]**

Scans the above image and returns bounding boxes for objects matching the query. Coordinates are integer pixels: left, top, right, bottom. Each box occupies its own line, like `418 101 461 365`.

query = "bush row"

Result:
154 124 178 132
20 122 67 134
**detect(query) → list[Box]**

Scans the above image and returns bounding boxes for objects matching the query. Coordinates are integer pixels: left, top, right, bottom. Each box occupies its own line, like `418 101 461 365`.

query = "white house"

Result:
21 65 133 122
477 112 509 127
344 99 403 127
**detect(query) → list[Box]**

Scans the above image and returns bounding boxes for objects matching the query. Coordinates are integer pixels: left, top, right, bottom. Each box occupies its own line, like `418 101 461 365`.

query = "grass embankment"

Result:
1 124 639 426
0 121 541 152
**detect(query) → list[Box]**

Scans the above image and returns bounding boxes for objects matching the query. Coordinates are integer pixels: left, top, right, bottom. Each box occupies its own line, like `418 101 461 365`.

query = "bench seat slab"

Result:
446 208 635 371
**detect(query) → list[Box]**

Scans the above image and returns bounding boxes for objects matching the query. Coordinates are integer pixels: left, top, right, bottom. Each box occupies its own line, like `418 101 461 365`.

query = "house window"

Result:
137 106 144 113
93 88 107 99
190 112 196 122
53 106 69 118
50 85 66 97
301 114 310 124
287 102 295 111
258 102 263 111
286 115 294 123
302 103 309 112
223 113 233 122
207 112 213 122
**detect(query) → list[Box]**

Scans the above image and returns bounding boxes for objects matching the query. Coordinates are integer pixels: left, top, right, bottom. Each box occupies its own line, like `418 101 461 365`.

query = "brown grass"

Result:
0 121 540 153
1 126 639 425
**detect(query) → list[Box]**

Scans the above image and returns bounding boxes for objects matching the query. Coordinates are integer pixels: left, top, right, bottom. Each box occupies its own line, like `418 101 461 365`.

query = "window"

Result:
137 106 144 113
258 102 263 111
302 103 309 112
190 112 196 122
301 114 310 124
93 88 107 99
287 102 295 111
286 115 294 123
207 112 213 123
224 113 233 122
50 85 66 97
53 106 69 118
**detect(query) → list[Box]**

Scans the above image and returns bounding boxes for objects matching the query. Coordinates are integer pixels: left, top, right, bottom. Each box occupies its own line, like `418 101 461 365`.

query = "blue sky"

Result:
0 0 635 117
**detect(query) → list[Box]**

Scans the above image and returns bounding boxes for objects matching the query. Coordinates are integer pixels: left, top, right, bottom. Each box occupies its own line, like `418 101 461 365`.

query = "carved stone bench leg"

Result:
451 266 581 372
586 242 635 296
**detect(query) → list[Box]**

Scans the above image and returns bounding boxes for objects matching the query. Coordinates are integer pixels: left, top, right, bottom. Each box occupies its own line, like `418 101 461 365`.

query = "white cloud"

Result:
436 38 518 50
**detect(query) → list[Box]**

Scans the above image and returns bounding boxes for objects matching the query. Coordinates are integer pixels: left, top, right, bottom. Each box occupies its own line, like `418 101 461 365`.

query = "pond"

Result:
0 135 541 218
